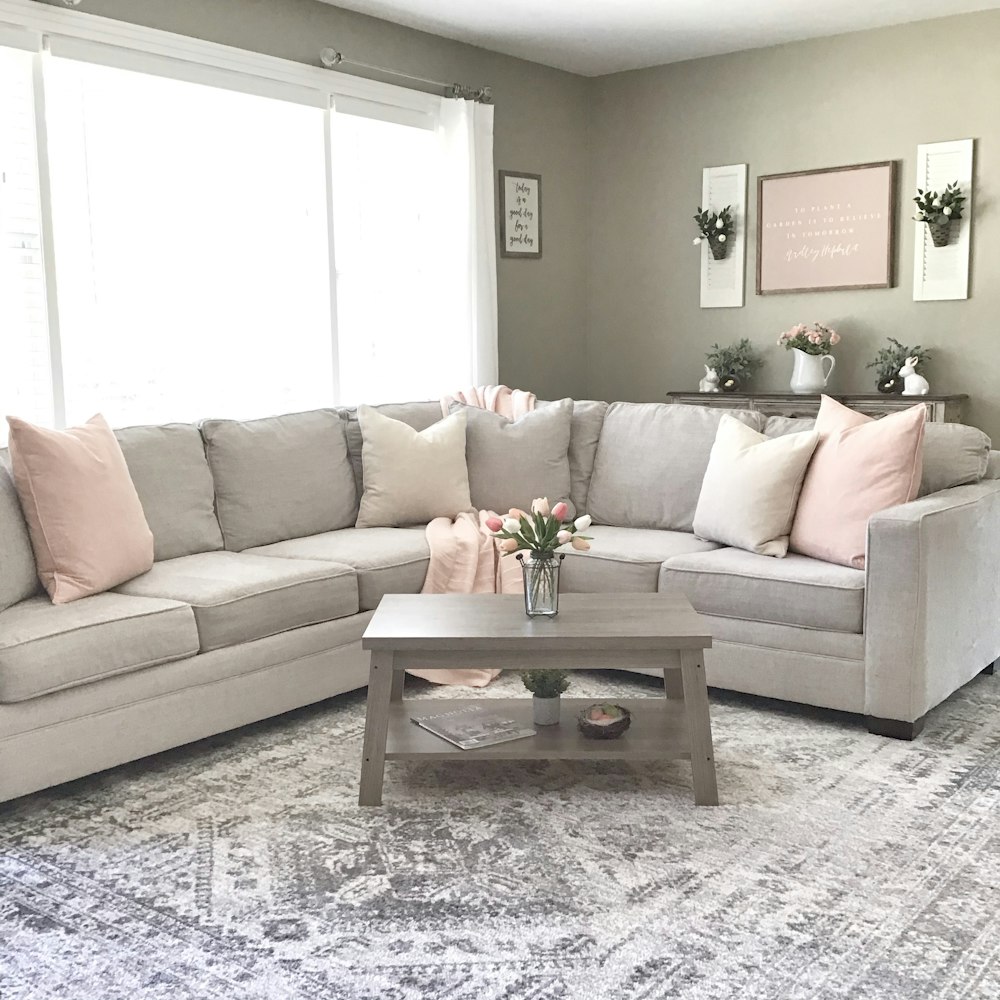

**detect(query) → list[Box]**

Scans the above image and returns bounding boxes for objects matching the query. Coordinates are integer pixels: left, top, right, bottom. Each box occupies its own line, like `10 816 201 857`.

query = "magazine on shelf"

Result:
410 705 536 750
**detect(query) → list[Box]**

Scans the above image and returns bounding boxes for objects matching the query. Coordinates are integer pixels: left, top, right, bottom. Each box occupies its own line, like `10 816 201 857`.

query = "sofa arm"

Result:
865 480 1000 725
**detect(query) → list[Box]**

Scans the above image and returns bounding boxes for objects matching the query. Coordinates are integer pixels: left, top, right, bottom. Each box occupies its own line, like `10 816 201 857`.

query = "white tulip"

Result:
574 514 592 532
502 517 521 533
716 218 725 229
942 206 953 216
932 198 942 207
717 234 727 243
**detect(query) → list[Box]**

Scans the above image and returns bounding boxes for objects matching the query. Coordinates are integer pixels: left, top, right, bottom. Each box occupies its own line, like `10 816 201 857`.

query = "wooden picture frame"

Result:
756 160 897 294
499 170 542 258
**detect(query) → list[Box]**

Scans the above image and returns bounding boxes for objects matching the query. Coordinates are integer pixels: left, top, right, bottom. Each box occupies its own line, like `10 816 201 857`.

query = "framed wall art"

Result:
756 160 897 294
499 170 541 258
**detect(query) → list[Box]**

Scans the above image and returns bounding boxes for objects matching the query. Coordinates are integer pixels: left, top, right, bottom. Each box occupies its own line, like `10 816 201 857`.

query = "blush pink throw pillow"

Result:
789 396 926 569
6 414 154 603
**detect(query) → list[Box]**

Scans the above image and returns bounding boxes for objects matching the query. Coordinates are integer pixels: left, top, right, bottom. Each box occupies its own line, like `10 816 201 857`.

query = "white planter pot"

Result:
790 347 835 395
532 695 561 726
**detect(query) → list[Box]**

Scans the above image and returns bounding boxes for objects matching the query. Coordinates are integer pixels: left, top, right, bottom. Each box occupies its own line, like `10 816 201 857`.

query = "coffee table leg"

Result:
390 666 405 701
359 652 394 806
679 649 719 806
663 665 684 699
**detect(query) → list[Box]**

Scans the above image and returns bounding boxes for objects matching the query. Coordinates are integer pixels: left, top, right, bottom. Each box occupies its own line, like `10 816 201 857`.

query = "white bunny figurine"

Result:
699 365 721 393
900 357 930 396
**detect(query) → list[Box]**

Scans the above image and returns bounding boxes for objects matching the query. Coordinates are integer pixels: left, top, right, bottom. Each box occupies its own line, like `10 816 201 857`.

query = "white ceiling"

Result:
318 0 1000 76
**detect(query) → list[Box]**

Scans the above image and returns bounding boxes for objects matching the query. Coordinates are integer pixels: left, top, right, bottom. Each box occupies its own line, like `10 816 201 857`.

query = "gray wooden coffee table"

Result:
359 592 718 806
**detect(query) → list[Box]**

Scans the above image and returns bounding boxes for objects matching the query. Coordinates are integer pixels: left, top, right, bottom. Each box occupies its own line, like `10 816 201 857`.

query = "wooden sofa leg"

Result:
982 661 996 676
865 714 926 741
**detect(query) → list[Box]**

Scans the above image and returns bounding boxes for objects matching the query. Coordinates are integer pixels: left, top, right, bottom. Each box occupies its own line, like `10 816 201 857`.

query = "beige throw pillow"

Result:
693 415 819 557
6 414 155 603
356 405 472 528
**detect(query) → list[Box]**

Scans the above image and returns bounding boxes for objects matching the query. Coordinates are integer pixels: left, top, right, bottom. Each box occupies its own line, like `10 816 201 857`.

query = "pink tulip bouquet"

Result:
778 322 841 356
485 497 592 557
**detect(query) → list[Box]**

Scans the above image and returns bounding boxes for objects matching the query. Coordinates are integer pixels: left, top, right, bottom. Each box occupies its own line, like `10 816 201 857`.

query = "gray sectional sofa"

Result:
2 400 999 802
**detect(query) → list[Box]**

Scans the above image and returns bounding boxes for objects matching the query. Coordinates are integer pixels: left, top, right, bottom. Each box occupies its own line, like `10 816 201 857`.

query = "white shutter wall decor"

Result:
912 138 974 302
700 163 747 309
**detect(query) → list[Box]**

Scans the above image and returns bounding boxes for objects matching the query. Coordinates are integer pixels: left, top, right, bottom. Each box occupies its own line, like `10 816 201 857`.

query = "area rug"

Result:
2 670 1000 999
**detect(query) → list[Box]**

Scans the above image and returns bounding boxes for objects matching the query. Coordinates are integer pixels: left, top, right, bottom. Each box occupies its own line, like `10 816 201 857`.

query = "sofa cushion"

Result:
201 409 358 551
587 403 762 531
0 454 40 612
567 400 608 515
356 406 471 528
116 551 358 652
660 548 865 633
456 399 574 517
116 423 224 561
340 402 444 498
0 592 198 702
7 414 155 604
560 525 720 593
764 414 990 498
246 527 429 612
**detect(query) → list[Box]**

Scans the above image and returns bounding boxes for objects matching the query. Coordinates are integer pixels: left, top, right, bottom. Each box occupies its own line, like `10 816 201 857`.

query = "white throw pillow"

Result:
356 405 472 528
693 415 819 557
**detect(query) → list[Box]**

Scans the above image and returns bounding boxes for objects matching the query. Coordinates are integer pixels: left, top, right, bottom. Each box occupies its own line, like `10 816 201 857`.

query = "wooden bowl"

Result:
577 703 632 740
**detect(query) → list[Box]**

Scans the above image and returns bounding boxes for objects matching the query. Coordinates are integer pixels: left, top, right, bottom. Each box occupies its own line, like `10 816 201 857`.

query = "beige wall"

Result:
45 0 591 401
586 10 1000 437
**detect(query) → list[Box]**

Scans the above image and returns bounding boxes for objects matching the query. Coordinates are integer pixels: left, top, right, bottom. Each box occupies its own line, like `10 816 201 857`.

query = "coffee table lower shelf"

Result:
387 697 691 761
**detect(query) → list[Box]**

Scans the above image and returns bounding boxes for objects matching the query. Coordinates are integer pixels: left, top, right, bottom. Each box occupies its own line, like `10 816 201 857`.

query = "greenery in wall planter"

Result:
913 181 965 248
693 205 735 261
704 338 763 392
866 337 931 394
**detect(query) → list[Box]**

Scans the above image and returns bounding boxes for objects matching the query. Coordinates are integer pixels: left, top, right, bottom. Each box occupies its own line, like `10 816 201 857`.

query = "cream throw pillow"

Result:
693 415 819 557
356 405 472 528
6 414 155 603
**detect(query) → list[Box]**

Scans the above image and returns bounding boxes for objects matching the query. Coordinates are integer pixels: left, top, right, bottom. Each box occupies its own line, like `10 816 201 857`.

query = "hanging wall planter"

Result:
914 181 965 249
693 205 734 262
927 220 953 248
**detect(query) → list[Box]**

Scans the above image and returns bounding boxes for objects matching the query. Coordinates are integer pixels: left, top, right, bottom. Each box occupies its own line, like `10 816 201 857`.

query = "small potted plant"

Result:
522 669 570 726
913 181 965 247
704 338 762 393
485 499 592 618
693 205 735 261
866 337 931 394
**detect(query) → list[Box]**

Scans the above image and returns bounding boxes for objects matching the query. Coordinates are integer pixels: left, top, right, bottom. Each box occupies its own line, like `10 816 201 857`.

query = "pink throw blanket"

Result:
411 385 537 687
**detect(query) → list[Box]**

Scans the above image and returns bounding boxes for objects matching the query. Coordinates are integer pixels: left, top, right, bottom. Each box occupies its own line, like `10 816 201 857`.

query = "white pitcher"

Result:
789 348 835 395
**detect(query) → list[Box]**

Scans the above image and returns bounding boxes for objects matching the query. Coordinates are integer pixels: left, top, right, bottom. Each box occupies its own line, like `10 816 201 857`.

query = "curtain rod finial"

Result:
320 48 342 69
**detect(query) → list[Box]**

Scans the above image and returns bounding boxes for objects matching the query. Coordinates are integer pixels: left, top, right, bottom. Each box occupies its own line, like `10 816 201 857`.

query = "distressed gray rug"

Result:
3 669 1000 999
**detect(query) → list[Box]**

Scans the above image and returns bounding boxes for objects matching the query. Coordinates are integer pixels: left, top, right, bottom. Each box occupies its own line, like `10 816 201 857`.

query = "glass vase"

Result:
517 552 564 618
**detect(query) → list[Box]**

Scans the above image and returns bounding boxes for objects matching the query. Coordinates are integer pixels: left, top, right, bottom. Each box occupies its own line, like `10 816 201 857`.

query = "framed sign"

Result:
756 161 897 294
499 170 541 258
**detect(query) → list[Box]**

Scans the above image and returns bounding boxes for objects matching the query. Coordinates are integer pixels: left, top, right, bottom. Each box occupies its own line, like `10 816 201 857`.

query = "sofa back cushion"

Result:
202 409 357 551
455 398 574 516
0 453 40 611
567 400 608 515
116 423 224 561
764 414 990 497
339 402 444 498
587 403 763 530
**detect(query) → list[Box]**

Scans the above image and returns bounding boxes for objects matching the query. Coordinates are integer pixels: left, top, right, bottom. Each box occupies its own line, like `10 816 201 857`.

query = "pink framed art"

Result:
756 161 897 294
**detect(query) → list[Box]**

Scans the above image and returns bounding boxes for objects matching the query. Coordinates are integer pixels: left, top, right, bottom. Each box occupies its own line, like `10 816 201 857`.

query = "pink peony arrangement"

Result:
485 497 592 556
778 322 841 357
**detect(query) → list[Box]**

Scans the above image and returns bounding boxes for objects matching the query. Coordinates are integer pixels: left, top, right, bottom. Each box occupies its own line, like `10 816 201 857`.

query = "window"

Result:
0 18 495 436
44 57 334 427
0 45 53 434
331 111 470 404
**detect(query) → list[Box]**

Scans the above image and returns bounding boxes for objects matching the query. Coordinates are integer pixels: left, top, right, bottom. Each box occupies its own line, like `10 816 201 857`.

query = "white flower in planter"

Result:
943 206 953 216
717 234 727 242
715 218 725 229
932 198 942 207
692 237 702 245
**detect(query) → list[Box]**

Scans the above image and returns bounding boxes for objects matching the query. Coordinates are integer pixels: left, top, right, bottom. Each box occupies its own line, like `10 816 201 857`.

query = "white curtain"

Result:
438 98 498 386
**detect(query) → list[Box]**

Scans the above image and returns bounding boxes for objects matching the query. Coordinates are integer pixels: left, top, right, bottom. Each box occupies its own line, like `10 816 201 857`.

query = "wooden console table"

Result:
666 392 967 424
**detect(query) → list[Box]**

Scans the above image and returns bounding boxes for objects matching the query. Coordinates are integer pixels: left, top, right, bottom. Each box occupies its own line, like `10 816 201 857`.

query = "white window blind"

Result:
0 44 53 441
43 55 335 427
331 110 470 405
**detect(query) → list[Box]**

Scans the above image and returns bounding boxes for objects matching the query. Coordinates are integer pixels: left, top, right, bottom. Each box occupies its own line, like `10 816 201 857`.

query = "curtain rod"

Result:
319 48 491 103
